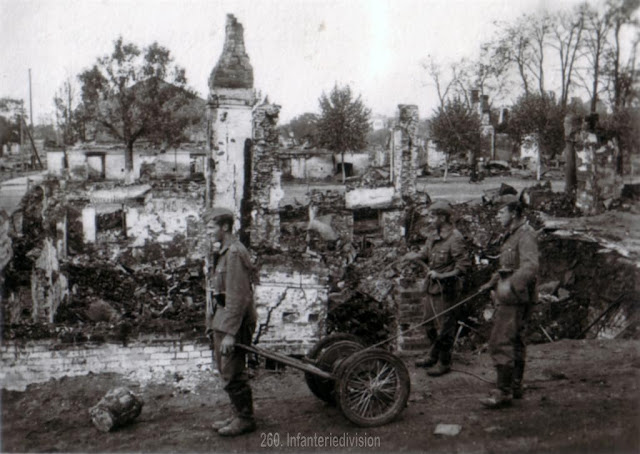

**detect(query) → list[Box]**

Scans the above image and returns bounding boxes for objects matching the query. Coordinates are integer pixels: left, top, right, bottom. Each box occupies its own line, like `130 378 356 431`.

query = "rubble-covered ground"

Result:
2 175 640 453
2 177 639 348
2 338 638 453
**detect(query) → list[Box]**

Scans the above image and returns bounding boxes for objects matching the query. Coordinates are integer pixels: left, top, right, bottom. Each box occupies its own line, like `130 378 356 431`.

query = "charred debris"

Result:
1 175 638 352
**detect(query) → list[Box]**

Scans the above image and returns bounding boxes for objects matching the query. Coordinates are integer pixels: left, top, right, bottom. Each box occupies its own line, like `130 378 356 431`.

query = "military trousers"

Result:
489 302 531 367
424 292 458 358
213 319 255 395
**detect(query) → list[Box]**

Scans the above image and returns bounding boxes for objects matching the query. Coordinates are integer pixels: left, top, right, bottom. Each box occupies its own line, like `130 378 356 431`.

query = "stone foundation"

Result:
0 336 213 392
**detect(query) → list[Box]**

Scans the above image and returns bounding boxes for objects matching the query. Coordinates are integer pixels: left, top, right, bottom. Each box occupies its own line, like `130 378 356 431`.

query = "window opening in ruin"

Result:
308 313 319 322
86 153 106 180
96 209 126 241
353 207 381 235
336 162 353 177
282 311 299 323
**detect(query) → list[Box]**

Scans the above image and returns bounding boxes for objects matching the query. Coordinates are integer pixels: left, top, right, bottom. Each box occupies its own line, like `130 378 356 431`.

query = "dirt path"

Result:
2 338 638 453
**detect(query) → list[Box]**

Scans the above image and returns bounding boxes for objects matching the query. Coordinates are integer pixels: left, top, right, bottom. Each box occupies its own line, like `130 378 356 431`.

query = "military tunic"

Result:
207 239 257 394
488 219 539 367
417 227 471 359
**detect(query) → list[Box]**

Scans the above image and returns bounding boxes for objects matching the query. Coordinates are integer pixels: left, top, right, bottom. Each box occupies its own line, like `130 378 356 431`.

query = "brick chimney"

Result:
209 14 254 90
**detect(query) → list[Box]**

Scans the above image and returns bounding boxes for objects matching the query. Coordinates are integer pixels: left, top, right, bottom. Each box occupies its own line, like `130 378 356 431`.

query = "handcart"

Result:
236 289 483 427
237 334 410 427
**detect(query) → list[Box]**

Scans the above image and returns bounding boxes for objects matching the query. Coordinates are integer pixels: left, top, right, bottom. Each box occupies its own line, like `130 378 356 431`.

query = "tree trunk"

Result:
89 387 144 432
563 114 578 197
443 155 449 182
341 150 346 184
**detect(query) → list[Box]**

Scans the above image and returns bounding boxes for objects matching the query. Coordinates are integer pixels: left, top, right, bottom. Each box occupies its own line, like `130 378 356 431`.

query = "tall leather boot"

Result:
416 346 439 368
427 350 451 377
512 360 525 399
212 411 235 431
218 388 256 437
480 365 513 409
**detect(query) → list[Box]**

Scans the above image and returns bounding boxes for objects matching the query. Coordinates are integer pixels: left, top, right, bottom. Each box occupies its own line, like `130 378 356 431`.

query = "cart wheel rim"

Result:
336 349 410 427
305 339 364 404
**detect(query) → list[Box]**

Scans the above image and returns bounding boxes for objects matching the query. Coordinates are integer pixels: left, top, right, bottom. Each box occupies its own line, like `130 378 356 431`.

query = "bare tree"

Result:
604 0 640 110
529 13 554 96
488 14 550 96
576 3 613 113
550 6 587 108
54 77 78 146
423 56 470 108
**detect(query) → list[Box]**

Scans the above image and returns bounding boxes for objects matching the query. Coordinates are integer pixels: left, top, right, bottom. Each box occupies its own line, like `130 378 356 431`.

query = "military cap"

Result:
203 207 234 223
497 194 521 209
429 200 453 216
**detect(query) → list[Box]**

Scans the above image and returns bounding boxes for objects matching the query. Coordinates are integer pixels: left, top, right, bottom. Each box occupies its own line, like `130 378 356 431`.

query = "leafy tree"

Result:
280 112 319 146
0 98 25 156
366 128 391 149
505 93 567 161
78 37 197 180
430 96 482 181
317 84 371 182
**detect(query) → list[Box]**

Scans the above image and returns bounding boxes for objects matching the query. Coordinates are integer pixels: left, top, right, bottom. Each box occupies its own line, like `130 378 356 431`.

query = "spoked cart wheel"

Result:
304 334 364 405
335 349 410 427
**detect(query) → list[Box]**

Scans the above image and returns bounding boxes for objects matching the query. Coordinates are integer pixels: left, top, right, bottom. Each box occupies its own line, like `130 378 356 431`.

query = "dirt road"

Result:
3 338 638 453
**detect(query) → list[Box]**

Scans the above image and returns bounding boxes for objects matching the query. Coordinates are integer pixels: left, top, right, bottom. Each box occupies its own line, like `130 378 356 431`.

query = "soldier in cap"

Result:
479 194 539 408
203 207 258 436
403 200 471 376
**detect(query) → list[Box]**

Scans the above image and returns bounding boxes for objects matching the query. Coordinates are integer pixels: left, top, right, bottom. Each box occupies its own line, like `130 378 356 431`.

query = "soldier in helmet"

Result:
204 207 258 436
479 194 539 408
403 200 471 377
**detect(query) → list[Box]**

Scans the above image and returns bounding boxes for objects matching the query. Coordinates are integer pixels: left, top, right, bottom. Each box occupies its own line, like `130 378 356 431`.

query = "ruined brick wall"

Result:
309 190 353 244
207 15 256 220
47 151 66 176
395 278 428 351
392 105 418 198
289 154 334 179
575 132 623 214
31 238 69 323
249 103 283 249
126 184 202 245
253 260 329 354
380 209 405 244
208 14 253 90
0 337 213 392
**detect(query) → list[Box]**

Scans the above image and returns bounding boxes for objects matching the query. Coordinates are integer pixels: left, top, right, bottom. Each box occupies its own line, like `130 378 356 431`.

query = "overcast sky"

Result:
1 0 606 124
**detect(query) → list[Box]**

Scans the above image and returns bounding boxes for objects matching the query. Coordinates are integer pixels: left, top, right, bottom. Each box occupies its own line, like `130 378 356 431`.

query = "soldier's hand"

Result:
478 282 493 293
496 279 518 303
221 334 236 356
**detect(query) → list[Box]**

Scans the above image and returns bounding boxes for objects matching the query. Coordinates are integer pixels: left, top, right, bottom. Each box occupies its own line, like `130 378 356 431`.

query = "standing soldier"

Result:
204 207 258 436
403 201 471 377
479 195 539 408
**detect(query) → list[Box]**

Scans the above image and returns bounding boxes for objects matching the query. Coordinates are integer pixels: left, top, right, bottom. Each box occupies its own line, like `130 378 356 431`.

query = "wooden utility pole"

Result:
28 69 34 129
21 116 43 169
19 112 24 170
